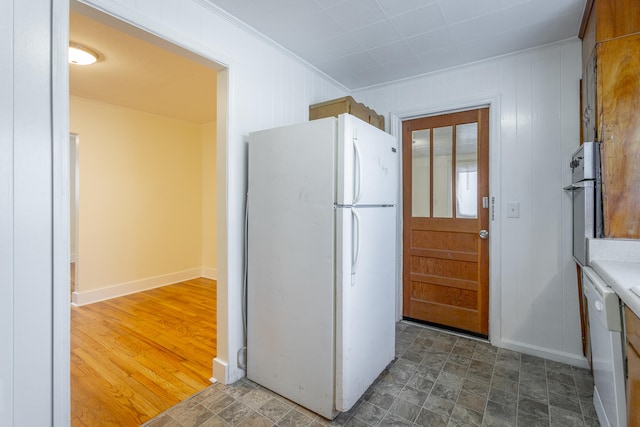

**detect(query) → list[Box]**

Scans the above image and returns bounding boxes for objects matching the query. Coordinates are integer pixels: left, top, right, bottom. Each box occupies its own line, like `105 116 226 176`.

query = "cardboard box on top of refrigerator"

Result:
309 96 385 131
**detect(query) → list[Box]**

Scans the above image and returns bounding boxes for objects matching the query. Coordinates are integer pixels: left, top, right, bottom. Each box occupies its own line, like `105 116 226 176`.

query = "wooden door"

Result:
402 108 489 336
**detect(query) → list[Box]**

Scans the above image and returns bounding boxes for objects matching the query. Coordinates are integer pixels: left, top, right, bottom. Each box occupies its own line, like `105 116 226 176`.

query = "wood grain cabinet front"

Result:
579 0 640 239
597 34 640 238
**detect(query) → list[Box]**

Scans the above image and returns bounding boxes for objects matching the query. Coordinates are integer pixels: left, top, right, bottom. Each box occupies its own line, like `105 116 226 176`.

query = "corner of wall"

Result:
201 267 217 280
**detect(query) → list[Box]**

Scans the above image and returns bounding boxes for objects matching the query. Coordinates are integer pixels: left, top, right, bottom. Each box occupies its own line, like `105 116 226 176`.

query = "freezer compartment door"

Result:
335 206 396 411
337 114 398 206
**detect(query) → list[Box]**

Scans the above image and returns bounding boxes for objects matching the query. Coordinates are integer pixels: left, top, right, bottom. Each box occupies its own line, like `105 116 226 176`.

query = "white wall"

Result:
0 1 13 422
1 0 59 425
355 38 584 365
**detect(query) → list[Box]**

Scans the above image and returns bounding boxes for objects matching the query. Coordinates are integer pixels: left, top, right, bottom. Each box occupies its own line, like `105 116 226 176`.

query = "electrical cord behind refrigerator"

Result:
237 192 248 370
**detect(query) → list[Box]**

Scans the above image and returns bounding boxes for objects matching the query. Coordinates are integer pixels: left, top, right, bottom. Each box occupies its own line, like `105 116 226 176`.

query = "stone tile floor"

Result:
143 321 600 426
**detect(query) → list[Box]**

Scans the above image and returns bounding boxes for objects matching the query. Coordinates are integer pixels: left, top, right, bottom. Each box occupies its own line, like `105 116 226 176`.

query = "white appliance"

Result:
582 267 627 427
564 141 603 266
246 114 397 419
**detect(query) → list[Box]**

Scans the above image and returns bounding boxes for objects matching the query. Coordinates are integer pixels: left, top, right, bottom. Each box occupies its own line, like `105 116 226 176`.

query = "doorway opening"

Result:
402 107 490 337
67 3 226 424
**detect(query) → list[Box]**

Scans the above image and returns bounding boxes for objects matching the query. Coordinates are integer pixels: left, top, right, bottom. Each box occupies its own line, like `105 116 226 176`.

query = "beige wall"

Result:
70 134 78 261
70 96 216 296
201 121 217 274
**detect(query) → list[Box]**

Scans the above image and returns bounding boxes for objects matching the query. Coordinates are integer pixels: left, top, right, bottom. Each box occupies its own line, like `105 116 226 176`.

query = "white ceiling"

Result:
203 0 586 90
70 11 217 124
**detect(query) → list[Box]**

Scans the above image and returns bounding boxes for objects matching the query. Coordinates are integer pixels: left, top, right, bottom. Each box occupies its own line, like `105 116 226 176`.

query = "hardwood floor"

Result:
71 278 217 426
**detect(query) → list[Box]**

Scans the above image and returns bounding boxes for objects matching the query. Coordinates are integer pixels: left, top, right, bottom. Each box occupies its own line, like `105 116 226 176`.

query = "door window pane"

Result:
456 123 478 218
433 126 452 218
411 129 430 217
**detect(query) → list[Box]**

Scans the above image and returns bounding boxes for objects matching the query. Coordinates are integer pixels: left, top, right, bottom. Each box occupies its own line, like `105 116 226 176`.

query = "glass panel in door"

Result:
433 126 453 218
456 123 478 218
411 129 430 217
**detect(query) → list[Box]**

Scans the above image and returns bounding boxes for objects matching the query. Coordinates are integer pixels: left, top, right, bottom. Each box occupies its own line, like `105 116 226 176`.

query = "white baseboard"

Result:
499 338 589 369
212 357 228 384
71 268 203 306
201 267 217 280
211 357 246 385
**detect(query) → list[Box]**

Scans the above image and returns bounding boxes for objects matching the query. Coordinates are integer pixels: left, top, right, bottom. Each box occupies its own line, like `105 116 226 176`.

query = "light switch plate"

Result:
507 202 520 218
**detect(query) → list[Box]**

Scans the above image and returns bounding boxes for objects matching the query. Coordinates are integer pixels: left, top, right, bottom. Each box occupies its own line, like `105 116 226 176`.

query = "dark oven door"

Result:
569 180 595 266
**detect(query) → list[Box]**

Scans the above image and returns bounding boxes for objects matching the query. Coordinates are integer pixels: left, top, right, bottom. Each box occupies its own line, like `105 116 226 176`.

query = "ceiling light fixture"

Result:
68 43 99 65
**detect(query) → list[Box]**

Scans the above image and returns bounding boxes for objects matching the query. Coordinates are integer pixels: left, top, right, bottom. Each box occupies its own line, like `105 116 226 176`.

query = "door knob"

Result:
479 230 489 239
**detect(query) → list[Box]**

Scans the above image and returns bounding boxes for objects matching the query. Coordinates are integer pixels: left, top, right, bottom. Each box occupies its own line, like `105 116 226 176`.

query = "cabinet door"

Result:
598 33 640 238
594 0 640 42
626 307 640 427
628 342 640 427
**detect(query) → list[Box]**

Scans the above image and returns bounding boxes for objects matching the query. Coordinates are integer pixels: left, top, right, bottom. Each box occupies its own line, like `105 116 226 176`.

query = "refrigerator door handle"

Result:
353 137 363 205
351 207 361 283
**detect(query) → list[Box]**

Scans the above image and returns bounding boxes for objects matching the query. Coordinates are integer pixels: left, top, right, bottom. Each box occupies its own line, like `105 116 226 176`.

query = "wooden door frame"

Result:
389 96 501 344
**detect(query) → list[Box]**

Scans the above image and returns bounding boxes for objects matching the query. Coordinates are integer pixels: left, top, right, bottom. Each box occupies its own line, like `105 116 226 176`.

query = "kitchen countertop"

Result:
591 260 640 319
587 238 640 319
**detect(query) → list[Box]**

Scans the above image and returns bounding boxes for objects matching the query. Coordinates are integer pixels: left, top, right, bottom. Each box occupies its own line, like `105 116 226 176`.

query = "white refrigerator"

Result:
247 113 398 419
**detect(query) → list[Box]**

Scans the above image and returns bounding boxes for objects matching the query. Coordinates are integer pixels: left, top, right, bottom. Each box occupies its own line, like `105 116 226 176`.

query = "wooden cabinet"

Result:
625 307 640 427
579 0 640 239
597 34 640 238
581 0 598 142
577 265 592 362
592 0 640 42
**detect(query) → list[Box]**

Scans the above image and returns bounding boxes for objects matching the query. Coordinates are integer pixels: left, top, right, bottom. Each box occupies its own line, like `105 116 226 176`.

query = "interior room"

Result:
68 9 219 424
3 0 640 426
68 10 218 305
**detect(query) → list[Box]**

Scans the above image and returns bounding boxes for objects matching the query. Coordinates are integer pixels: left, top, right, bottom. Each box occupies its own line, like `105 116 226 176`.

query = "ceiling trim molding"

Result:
353 36 582 93
578 0 594 39
191 0 350 93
